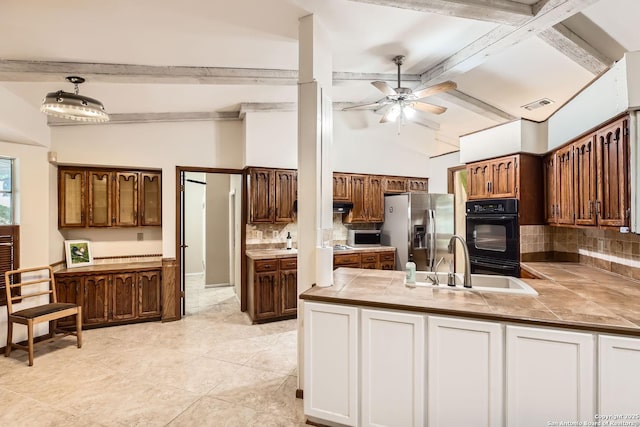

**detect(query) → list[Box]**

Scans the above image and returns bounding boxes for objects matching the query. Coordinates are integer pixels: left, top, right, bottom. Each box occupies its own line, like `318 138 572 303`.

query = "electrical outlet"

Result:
272 230 279 238
597 239 604 252
137 232 144 241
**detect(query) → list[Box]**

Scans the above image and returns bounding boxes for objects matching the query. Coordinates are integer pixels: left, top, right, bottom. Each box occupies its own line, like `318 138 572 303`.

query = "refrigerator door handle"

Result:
428 209 436 270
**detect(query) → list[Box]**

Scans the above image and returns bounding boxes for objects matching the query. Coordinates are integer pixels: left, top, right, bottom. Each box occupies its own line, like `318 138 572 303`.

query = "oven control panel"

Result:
466 199 518 215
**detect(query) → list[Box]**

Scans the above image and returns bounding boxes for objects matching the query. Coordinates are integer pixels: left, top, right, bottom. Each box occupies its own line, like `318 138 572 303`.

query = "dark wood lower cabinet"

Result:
55 265 162 328
333 250 396 271
248 257 297 323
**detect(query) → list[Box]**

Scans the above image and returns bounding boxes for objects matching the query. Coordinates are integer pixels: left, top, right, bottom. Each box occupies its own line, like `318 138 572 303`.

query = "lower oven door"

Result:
466 214 519 263
470 257 520 277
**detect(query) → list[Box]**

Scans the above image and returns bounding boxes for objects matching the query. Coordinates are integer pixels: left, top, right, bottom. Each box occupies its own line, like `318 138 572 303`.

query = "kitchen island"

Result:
300 265 640 427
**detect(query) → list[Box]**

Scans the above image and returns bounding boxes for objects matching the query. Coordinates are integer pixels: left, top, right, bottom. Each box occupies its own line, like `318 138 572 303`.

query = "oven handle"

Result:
471 260 516 270
466 215 517 221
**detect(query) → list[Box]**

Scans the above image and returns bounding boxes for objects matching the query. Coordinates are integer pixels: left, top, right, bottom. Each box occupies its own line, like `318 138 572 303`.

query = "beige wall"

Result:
185 172 205 275
205 173 230 285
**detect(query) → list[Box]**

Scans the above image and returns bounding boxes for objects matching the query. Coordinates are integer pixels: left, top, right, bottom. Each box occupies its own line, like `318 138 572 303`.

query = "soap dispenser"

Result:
405 253 416 288
286 232 292 250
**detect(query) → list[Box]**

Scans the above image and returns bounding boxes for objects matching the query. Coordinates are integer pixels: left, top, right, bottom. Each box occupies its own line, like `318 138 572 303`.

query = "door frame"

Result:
175 166 247 317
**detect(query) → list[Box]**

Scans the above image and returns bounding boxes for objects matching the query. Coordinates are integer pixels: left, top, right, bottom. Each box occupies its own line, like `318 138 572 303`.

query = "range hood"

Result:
292 200 353 213
333 201 353 213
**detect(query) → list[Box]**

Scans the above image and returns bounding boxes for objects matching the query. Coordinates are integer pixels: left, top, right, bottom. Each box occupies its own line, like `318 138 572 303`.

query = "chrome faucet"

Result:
448 234 472 288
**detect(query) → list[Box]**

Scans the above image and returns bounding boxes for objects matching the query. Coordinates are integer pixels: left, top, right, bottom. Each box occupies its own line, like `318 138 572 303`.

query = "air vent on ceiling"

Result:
521 98 555 111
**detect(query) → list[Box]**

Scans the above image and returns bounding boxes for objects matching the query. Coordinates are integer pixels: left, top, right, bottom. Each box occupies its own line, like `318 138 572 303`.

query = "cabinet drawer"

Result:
254 259 277 272
279 258 298 270
379 252 395 262
334 254 360 266
361 253 377 264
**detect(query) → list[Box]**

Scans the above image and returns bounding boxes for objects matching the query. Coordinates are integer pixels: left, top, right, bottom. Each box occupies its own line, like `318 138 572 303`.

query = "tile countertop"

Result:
300 262 640 337
246 246 396 260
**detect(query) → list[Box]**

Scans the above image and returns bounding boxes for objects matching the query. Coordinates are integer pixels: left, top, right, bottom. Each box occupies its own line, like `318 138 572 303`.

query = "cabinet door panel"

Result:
346 175 368 223
83 275 109 324
114 172 139 226
249 169 275 223
88 171 112 227
407 178 428 193
543 154 557 224
467 164 490 199
274 170 296 223
506 326 595 427
367 176 384 222
599 335 640 414
59 169 86 227
112 273 137 321
361 309 424 427
55 276 83 328
574 135 597 226
304 303 359 426
428 316 503 427
333 173 352 202
383 176 407 194
138 270 162 317
556 146 575 225
596 117 629 227
140 172 162 226
491 156 518 198
254 271 278 319
279 269 297 316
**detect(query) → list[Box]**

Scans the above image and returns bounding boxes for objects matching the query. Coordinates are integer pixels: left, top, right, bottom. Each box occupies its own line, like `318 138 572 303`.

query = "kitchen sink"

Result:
333 244 354 251
413 272 538 296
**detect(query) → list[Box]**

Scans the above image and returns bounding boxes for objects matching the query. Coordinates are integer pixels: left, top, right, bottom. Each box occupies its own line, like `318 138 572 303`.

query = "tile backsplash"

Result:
521 225 640 279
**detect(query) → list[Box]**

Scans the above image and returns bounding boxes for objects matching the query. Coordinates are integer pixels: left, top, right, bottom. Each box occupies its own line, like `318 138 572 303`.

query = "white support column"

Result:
297 13 333 393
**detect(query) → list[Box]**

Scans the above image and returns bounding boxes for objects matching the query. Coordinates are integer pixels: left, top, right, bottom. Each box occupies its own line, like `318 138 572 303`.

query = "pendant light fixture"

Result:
41 76 109 122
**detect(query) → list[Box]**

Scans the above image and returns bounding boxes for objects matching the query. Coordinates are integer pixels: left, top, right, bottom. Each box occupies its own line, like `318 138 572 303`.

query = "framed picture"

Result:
64 240 93 268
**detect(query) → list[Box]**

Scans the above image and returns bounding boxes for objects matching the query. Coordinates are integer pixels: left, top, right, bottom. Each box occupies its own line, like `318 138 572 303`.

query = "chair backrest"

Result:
4 266 56 315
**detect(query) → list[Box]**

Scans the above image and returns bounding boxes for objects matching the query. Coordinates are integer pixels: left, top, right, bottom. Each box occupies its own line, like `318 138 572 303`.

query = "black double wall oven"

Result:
465 199 520 277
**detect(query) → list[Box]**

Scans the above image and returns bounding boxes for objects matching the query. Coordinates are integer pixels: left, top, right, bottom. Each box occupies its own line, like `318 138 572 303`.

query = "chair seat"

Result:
11 303 78 320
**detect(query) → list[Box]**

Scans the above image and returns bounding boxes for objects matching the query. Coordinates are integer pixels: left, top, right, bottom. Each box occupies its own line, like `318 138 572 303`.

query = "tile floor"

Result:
0 279 303 426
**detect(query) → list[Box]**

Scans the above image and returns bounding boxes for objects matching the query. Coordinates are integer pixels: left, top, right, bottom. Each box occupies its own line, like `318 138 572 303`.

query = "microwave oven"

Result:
347 230 382 247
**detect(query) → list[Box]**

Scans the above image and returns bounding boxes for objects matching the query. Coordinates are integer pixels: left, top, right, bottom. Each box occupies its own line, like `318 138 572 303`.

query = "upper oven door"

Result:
465 214 519 262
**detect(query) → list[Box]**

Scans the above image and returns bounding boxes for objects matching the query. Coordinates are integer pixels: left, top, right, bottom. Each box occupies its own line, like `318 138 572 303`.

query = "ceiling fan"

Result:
343 55 456 124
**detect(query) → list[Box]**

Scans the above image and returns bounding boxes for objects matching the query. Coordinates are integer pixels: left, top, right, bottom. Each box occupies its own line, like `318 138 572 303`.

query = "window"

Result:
0 158 14 224
0 158 18 305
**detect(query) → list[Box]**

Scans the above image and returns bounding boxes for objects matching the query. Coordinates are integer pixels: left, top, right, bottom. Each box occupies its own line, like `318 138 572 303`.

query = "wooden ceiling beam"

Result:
0 60 418 85
434 89 517 122
537 23 612 75
418 0 601 84
47 111 240 126
346 0 533 25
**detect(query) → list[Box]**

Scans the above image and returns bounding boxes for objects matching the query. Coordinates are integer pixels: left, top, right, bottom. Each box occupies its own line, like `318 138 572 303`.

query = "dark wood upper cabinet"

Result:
467 153 543 224
367 175 384 222
247 167 296 224
544 114 629 229
383 176 407 194
345 175 369 223
333 173 352 201
59 167 161 229
407 178 429 193
595 116 629 227
543 154 556 224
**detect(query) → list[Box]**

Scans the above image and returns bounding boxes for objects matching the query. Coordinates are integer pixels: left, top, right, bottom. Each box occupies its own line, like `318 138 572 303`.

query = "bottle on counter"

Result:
405 253 416 288
286 232 292 250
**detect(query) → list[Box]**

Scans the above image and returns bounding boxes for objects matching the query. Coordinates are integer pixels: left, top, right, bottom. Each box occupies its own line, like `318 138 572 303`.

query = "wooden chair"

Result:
4 266 82 366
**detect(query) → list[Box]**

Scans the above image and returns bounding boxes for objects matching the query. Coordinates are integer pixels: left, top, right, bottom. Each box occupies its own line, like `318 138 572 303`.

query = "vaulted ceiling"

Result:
1 0 638 155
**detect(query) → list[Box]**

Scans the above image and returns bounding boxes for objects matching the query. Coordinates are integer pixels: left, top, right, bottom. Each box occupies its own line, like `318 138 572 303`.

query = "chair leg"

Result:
27 320 34 366
5 320 12 357
50 320 57 339
76 308 83 349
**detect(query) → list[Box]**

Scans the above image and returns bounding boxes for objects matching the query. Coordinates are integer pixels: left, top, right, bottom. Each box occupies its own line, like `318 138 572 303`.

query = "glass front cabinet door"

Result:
88 171 113 227
114 172 139 226
59 169 86 227
140 172 162 226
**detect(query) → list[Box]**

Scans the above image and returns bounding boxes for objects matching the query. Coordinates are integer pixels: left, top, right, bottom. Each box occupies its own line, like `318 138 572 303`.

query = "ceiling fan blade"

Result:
380 107 395 123
342 102 384 111
412 81 457 99
413 102 447 115
371 81 397 96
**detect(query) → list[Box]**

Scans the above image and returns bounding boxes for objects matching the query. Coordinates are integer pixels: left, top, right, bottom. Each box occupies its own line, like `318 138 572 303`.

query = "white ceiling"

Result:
1 0 639 150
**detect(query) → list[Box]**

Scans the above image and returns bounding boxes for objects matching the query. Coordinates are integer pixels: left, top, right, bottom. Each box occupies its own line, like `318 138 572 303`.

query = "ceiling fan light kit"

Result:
343 55 456 130
41 76 109 123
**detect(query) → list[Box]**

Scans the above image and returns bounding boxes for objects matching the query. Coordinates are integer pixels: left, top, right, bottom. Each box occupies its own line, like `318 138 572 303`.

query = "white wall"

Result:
245 111 298 168
230 174 242 297
185 172 205 275
427 151 462 194
0 87 50 147
0 140 52 347
50 120 244 259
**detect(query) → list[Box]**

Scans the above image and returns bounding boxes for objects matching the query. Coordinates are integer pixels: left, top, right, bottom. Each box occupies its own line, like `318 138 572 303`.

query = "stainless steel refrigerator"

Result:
381 193 454 272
